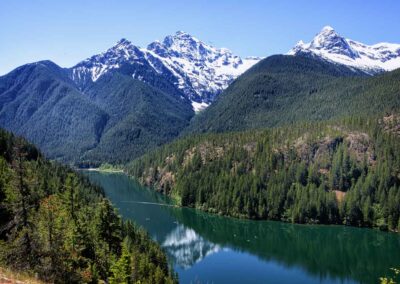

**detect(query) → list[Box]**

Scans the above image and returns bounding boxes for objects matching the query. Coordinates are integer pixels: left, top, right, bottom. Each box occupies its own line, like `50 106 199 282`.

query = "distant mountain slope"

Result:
80 72 194 165
70 31 260 107
288 26 400 74
0 61 194 165
0 61 109 162
186 55 400 134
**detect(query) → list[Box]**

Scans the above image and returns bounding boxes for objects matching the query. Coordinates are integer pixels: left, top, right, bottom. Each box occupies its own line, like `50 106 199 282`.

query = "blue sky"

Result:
1 0 399 75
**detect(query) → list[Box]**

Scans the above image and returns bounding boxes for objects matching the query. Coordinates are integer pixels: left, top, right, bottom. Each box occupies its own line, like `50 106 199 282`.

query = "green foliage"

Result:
109 239 131 284
78 72 193 166
0 128 176 283
98 163 123 172
0 61 109 164
381 268 400 284
128 116 400 231
186 55 400 134
0 61 193 166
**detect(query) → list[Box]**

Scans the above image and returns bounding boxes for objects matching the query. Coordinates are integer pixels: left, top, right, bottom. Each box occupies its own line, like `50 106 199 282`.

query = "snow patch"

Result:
192 101 209 112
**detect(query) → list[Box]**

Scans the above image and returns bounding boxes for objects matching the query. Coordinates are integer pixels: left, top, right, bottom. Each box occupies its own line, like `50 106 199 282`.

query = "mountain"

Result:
0 61 108 162
69 38 184 100
185 55 400 133
185 54 400 134
288 26 400 74
0 60 194 165
146 31 260 104
78 71 194 165
71 31 260 108
0 31 260 165
131 52 400 231
3 30 399 166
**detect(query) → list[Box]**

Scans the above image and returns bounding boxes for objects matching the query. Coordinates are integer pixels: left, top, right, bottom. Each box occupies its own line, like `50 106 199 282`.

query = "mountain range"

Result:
0 31 263 165
70 31 261 109
1 26 400 165
124 30 400 234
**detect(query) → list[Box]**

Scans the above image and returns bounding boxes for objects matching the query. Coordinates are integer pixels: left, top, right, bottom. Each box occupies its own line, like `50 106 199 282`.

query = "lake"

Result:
85 171 400 284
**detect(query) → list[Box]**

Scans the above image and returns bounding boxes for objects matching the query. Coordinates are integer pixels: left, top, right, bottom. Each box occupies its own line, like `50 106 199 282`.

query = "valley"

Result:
1 15 400 284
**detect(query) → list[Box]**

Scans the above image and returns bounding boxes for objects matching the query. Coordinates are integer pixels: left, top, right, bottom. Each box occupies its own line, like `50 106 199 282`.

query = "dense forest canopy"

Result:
0 128 176 283
128 115 400 232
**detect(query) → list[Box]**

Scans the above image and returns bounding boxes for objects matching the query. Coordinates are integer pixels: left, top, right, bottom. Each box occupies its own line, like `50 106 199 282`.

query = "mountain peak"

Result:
321 25 335 33
308 26 359 58
115 38 133 47
175 30 190 36
311 26 341 46
313 25 340 42
162 31 200 48
288 26 400 74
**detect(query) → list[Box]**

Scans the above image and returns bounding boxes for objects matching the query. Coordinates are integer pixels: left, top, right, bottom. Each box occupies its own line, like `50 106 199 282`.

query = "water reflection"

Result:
84 172 400 284
171 206 400 284
163 225 221 269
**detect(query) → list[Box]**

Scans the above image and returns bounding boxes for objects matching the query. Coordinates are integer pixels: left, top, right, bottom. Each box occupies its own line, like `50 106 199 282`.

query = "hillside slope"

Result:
80 72 193 165
0 61 109 162
128 116 400 231
0 61 193 165
186 55 400 134
0 128 176 283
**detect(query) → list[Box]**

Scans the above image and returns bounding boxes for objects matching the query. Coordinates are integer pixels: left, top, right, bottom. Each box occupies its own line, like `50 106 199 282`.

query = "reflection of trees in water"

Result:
162 225 221 269
87 172 400 284
86 172 222 268
170 207 400 284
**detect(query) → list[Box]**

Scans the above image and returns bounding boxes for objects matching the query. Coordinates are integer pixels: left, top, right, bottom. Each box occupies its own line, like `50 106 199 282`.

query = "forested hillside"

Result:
77 72 193 166
0 61 193 166
0 128 176 283
186 55 400 133
128 115 400 231
0 61 108 163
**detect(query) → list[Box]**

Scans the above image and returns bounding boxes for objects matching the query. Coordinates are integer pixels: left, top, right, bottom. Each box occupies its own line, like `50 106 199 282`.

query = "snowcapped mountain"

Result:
71 31 261 109
288 26 400 74
70 38 149 87
146 31 260 104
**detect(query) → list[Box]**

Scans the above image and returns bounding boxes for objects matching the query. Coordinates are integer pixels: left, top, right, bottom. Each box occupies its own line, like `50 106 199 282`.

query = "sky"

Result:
1 0 399 75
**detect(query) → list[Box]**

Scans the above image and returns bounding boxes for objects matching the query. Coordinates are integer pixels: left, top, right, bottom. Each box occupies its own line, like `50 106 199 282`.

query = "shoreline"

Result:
80 168 124 173
90 170 399 234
